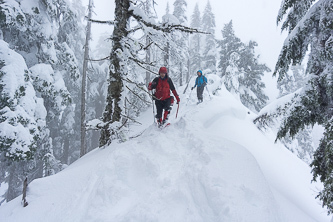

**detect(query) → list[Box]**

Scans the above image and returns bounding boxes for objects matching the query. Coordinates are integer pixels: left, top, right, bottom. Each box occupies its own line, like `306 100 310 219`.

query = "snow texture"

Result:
0 76 331 221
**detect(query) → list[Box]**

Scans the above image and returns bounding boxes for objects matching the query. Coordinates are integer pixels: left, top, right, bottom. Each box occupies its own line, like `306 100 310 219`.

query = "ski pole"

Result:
176 103 180 118
152 98 155 123
150 93 155 123
206 85 212 100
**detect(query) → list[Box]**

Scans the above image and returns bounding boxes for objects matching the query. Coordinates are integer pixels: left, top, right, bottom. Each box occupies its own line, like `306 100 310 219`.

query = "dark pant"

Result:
197 85 205 101
155 97 171 119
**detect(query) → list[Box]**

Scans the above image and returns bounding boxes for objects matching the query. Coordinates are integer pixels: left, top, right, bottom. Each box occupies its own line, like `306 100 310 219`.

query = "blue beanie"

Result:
197 70 202 74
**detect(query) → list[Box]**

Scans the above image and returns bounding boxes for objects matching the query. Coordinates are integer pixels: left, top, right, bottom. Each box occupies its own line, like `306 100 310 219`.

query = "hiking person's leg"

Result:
155 100 163 123
200 85 205 101
162 97 171 123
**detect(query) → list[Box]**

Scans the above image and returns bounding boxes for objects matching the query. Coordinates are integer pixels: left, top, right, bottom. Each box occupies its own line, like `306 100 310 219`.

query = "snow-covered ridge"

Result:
0 85 330 222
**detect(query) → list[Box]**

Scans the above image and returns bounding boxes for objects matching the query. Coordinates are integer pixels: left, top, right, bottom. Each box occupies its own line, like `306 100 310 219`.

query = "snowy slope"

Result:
0 85 331 222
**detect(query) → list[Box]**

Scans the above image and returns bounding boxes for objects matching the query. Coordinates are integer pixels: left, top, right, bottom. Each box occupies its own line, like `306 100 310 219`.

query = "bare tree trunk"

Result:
22 178 28 207
100 0 130 147
81 0 93 157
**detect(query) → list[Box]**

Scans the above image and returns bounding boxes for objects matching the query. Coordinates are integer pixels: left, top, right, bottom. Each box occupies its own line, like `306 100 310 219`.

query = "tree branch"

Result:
88 56 111 62
86 17 115 25
122 77 159 100
125 97 141 112
129 10 209 34
128 57 157 75
120 113 142 125
125 85 152 104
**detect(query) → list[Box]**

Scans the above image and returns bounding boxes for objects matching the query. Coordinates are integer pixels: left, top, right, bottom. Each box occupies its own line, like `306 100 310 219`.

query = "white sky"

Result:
0 77 330 221
86 0 288 100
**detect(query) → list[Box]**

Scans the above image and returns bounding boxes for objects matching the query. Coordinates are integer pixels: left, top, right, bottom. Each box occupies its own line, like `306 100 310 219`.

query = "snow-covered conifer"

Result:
274 0 333 213
189 3 202 74
238 41 270 112
0 0 85 202
0 40 41 201
201 0 216 72
219 22 269 112
218 21 243 77
171 0 189 86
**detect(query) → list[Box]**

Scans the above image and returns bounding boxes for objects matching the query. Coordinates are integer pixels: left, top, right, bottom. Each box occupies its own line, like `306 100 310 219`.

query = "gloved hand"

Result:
148 82 152 90
191 87 194 90
172 90 180 104
176 95 180 104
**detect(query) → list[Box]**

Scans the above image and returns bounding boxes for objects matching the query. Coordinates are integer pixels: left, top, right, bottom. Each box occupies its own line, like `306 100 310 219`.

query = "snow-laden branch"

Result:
88 56 110 62
87 17 115 25
273 1 322 81
129 9 209 35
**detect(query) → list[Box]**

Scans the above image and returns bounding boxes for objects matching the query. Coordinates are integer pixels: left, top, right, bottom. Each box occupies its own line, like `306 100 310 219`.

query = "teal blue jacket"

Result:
193 75 207 88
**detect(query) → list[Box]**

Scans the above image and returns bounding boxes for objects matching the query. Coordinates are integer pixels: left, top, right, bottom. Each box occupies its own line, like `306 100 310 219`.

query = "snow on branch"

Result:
129 9 209 35
88 56 110 62
87 17 115 25
273 4 320 81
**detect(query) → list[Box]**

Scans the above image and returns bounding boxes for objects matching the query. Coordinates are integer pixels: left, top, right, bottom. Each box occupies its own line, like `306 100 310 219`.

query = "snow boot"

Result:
197 99 203 104
163 110 169 124
157 118 163 127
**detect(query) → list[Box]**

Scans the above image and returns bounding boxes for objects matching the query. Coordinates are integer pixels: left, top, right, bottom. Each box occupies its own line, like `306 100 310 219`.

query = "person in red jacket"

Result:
148 67 180 126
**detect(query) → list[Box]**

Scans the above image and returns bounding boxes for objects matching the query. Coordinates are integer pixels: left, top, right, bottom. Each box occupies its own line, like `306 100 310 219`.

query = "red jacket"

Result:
150 75 178 101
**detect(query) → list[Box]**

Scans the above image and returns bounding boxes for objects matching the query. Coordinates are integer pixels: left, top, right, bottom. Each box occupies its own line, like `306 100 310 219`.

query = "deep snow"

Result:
0 83 331 222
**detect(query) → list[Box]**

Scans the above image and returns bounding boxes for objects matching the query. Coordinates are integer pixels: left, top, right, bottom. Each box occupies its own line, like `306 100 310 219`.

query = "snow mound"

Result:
0 84 330 222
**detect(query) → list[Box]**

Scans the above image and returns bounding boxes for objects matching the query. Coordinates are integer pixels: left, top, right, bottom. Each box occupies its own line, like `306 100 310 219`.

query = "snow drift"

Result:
0 84 330 222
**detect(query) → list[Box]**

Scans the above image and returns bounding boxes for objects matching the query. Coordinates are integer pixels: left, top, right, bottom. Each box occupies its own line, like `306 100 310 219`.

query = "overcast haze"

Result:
86 0 287 100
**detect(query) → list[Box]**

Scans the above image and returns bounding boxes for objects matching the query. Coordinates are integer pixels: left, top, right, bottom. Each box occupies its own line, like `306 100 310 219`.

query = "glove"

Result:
148 82 152 90
191 87 194 90
172 90 180 104
176 95 180 104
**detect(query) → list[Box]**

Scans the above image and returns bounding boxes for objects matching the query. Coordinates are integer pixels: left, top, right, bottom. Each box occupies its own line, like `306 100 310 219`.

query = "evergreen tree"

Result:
86 62 108 150
189 3 201 75
161 3 171 68
224 52 243 95
93 32 112 60
172 0 188 86
140 0 156 87
219 22 269 112
218 20 243 77
201 0 216 72
238 41 270 112
277 64 306 97
277 64 314 163
0 0 85 202
0 41 39 163
274 0 333 213
0 40 42 202
80 0 94 157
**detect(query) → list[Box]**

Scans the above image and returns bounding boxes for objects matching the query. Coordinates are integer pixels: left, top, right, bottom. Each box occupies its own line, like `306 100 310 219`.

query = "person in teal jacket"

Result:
191 70 207 103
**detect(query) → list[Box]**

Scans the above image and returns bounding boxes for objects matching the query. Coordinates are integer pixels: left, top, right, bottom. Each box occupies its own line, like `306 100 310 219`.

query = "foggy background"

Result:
84 0 288 100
